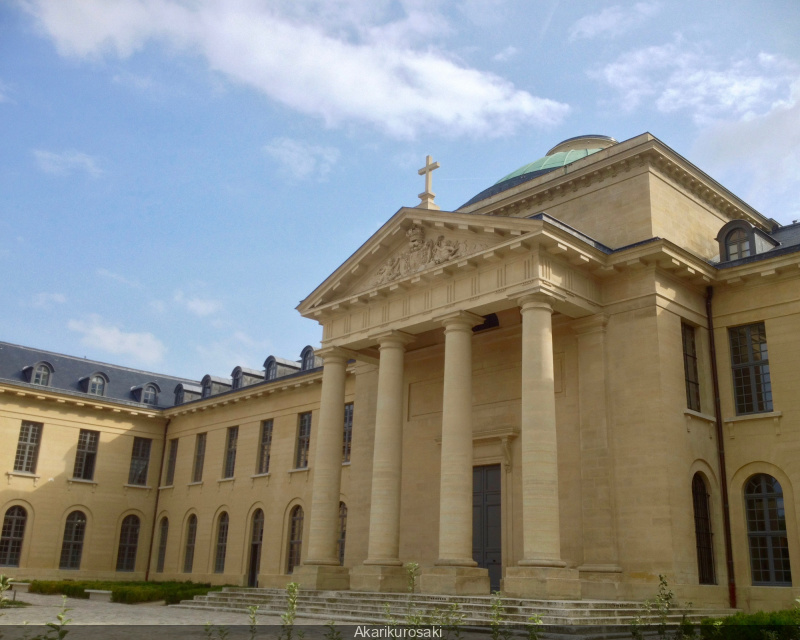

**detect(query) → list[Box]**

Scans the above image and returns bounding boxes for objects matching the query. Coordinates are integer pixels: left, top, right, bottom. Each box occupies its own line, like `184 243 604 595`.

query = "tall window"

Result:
342 404 353 463
296 413 312 469
165 439 179 486
116 514 140 572
249 509 264 587
257 420 273 475
33 363 51 386
142 385 158 405
338 502 347 566
183 515 197 573
127 437 151 486
214 512 229 574
192 433 206 483
692 474 715 584
89 375 106 396
156 517 169 573
59 511 87 570
0 506 27 567
266 360 277 380
287 506 304 573
729 323 772 415
745 474 791 585
223 427 238 478
682 323 701 412
301 347 315 371
726 228 751 260
14 421 42 474
73 430 99 481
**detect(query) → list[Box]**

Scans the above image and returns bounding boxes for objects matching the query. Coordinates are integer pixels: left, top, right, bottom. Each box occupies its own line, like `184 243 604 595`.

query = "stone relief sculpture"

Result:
372 224 487 286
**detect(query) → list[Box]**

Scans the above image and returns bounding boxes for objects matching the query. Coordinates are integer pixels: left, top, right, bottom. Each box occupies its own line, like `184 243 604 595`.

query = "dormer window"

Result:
142 385 158 405
202 380 212 399
300 346 316 371
726 228 751 261
232 370 243 390
89 375 106 396
266 359 277 381
32 362 53 386
716 219 778 263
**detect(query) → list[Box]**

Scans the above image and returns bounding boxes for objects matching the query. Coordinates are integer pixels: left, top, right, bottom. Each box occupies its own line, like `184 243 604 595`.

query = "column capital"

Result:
571 314 609 336
315 346 351 364
434 310 483 330
371 330 415 349
517 292 554 313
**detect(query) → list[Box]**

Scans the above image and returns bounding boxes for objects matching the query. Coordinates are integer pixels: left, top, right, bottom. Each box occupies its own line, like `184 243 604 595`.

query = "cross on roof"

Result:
417 154 441 210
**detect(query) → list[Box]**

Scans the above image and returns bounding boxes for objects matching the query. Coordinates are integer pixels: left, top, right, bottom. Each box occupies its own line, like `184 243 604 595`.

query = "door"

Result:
473 464 502 592
248 510 264 587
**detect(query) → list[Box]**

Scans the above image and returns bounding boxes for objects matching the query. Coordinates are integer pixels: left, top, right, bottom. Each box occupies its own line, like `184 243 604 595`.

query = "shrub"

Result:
700 608 800 640
29 580 221 605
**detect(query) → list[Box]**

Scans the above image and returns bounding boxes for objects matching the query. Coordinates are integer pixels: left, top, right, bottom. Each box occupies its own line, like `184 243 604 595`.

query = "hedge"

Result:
28 580 222 605
700 607 800 640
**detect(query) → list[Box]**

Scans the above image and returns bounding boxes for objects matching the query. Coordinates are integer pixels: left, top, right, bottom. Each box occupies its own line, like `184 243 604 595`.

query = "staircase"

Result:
174 587 735 633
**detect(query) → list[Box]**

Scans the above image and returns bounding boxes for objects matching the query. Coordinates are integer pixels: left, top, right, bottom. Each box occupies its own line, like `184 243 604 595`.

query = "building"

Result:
2 133 799 613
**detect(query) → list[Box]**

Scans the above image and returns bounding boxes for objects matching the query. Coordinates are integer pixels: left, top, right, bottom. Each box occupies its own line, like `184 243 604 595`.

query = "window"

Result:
729 323 773 415
301 347 316 371
0 506 27 567
214 512 229 574
223 427 238 478
14 421 42 474
127 437 151 486
338 502 347 566
232 370 243 390
266 359 277 381
726 228 751 261
165 439 179 486
192 433 206 483
745 474 791 585
692 474 715 584
183 515 197 573
32 363 52 386
59 511 86 570
89 375 106 396
257 420 273 475
249 509 264 587
682 323 701 412
142 385 158 405
287 506 304 573
295 413 312 469
202 380 212 399
156 517 169 573
73 430 99 481
342 403 353 463
116 514 140 572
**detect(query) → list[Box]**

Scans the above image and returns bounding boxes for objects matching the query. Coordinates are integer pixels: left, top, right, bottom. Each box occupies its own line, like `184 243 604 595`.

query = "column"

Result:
504 292 580 598
292 347 350 589
350 330 413 592
419 311 489 595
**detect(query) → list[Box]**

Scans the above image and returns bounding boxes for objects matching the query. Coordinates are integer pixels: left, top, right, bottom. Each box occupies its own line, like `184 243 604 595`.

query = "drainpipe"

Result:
706 286 736 609
145 418 170 581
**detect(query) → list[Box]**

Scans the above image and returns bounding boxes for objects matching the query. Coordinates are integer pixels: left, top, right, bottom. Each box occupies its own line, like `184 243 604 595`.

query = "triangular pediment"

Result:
298 207 542 315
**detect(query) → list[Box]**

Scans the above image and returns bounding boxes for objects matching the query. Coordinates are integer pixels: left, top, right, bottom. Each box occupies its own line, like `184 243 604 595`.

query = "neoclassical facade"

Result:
2 133 799 612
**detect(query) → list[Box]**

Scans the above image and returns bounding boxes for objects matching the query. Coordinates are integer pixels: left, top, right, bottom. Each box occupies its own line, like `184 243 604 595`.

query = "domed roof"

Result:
459 135 618 209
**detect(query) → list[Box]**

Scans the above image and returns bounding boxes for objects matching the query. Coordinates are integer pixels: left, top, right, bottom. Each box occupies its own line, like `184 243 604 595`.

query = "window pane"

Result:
0 506 27 567
729 323 772 415
214 513 229 574
165 439 179 486
296 413 311 469
257 420 273 475
14 422 42 473
116 515 140 572
223 427 238 478
745 474 792 585
156 517 169 573
59 511 87 570
128 437 151 486
183 515 197 573
193 434 206 483
73 430 99 480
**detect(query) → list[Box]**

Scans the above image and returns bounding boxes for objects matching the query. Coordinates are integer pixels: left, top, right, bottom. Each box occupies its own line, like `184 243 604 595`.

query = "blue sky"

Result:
2 0 799 380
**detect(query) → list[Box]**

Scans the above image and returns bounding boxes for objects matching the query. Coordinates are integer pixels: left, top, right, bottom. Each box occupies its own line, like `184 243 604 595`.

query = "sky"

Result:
1 0 799 381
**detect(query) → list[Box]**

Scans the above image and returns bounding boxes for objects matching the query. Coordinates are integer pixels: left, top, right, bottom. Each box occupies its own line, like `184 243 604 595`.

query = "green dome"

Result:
495 148 603 185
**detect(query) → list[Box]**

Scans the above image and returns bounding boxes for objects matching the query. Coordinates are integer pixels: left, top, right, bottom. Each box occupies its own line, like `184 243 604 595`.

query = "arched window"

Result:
338 502 347 566
726 228 751 261
0 506 27 567
266 359 277 381
156 517 169 573
248 509 264 587
59 511 87 570
142 385 158 405
745 474 792 585
116 515 140 572
692 474 715 584
33 363 52 386
287 506 304 574
183 515 197 573
89 375 106 396
301 347 315 371
214 512 229 574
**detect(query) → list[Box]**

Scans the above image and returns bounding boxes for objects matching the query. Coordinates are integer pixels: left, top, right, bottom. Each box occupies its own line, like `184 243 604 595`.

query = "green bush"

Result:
29 580 222 605
700 607 800 640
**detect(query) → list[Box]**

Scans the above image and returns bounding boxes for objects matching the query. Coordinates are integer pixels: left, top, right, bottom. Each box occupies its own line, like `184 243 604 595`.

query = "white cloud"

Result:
32 149 103 177
21 0 569 138
97 268 142 288
31 292 66 309
493 46 518 63
68 315 165 366
569 1 660 41
264 137 340 180
592 39 799 124
174 290 221 317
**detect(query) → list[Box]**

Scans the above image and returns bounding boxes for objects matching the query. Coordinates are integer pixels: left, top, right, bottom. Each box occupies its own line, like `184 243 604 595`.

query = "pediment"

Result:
298 207 541 315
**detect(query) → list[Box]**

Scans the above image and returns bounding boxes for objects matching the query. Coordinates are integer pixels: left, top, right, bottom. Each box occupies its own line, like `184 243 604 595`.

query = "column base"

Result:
578 564 623 600
291 564 350 590
503 566 581 599
419 566 489 596
350 564 408 593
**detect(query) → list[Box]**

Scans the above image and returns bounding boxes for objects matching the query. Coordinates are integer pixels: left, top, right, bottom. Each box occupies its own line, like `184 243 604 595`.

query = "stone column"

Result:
350 330 413 592
573 315 622 596
292 347 350 589
420 311 489 595
504 293 580 598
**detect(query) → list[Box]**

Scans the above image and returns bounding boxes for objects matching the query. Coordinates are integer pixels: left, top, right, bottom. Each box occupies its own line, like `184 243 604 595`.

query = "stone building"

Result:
2 133 799 612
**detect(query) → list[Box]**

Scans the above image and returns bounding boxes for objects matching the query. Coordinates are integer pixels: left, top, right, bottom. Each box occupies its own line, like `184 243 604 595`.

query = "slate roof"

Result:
0 342 198 409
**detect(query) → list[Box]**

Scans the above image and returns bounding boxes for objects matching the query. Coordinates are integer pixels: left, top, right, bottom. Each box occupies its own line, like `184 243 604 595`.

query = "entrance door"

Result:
248 510 264 587
473 464 502 592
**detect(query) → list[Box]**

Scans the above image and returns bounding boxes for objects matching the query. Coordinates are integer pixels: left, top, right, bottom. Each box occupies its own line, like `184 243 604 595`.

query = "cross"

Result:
417 154 441 210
